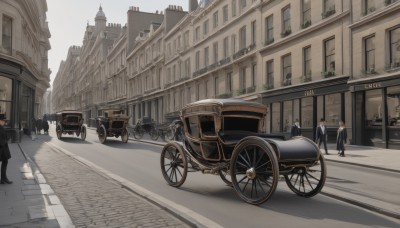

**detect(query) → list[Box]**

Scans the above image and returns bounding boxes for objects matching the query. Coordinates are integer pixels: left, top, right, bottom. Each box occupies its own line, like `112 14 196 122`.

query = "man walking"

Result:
316 118 329 155
0 114 12 184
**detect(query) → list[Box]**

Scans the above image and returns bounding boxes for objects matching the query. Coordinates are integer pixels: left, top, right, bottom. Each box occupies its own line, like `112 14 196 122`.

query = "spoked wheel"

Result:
149 127 159 141
230 137 279 205
284 153 326 197
121 128 129 143
81 126 87 141
56 125 62 139
98 125 107 144
160 143 188 187
218 167 232 187
133 126 144 139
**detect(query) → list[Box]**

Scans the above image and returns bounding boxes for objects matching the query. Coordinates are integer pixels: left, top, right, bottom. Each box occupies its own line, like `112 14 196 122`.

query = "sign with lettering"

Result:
304 89 315 97
364 83 382 89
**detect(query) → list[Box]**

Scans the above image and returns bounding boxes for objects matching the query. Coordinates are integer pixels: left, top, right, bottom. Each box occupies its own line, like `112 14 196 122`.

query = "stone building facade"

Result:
0 0 51 139
52 0 400 148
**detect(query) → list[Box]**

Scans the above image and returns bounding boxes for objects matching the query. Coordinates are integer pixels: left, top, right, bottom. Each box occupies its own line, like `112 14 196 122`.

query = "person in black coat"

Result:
290 119 301 137
0 114 12 184
336 120 348 157
316 118 329 155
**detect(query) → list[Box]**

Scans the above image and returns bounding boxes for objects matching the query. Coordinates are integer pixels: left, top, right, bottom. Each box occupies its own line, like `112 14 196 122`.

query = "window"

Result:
195 26 200 41
324 93 341 127
324 38 335 73
226 72 233 94
282 6 291 34
251 63 256 87
213 42 219 63
240 0 247 11
223 37 229 59
231 34 237 54
214 76 219 96
301 97 313 128
365 36 375 72
239 26 246 49
251 20 256 45
240 67 246 89
266 60 274 88
265 15 274 44
203 19 209 36
271 102 281 133
389 27 400 68
186 116 200 138
303 46 311 77
2 15 12 55
0 77 12 125
204 47 209 67
323 0 335 13
364 0 375 15
185 58 191 78
387 86 400 127
200 115 216 136
232 0 237 17
223 5 229 23
195 51 200 70
196 83 200 100
282 54 292 84
283 101 293 132
302 0 311 28
213 11 219 28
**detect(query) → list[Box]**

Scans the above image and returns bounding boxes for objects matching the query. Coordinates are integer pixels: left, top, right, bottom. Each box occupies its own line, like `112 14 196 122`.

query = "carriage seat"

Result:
219 130 285 146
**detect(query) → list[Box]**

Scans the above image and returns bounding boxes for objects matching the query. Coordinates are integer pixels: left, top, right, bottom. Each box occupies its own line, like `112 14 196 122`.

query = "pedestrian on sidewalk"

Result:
290 119 301 137
0 114 12 184
316 118 329 155
336 120 347 157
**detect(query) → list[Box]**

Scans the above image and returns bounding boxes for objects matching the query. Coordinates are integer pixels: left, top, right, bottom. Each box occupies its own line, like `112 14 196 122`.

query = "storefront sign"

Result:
304 89 315 97
364 82 382 89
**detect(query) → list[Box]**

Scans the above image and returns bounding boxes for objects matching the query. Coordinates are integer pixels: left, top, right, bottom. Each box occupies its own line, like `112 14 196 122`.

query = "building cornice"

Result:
348 2 400 29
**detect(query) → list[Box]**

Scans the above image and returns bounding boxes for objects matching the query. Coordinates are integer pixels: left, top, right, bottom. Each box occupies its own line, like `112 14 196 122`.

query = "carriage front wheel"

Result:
218 167 232 187
284 153 326 197
121 128 129 143
230 137 279 205
160 143 188 187
81 126 87 141
98 125 107 144
133 126 144 139
150 127 159 141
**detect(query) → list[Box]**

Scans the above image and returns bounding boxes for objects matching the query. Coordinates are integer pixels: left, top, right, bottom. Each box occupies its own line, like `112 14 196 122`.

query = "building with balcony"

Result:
0 0 51 140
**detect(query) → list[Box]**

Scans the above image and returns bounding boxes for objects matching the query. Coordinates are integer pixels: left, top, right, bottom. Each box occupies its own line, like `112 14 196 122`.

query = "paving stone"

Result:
21 185 41 191
23 179 37 185
48 195 61 205
22 190 42 196
28 205 48 219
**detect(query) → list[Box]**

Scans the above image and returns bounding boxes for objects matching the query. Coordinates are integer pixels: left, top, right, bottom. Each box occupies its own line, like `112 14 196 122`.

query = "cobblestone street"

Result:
21 141 189 228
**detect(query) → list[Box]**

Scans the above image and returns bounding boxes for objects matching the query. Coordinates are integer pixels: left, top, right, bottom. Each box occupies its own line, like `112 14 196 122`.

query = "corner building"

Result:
0 0 51 140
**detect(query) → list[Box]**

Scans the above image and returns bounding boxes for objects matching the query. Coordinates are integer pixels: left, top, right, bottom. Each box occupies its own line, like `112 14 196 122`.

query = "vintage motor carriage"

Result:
56 111 87 140
160 99 326 205
96 110 130 144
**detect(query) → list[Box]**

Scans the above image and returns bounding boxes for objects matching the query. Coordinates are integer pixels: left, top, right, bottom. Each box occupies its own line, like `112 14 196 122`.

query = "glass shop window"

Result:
301 97 313 128
387 86 400 127
325 93 341 127
365 89 383 127
283 101 292 132
0 76 12 127
271 102 281 132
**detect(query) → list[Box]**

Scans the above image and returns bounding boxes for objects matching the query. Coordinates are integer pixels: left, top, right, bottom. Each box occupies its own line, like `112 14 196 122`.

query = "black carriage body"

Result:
161 99 326 205
56 111 84 133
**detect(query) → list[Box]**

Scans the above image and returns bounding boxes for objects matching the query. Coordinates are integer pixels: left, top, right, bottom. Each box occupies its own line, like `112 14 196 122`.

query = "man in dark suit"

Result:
290 119 301 137
0 114 12 184
316 118 329 155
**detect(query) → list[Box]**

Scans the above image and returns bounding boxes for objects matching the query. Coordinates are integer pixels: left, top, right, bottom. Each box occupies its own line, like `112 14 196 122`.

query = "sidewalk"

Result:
1 135 190 228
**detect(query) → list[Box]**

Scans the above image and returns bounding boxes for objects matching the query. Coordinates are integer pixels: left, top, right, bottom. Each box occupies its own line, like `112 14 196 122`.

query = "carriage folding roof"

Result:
181 99 268 116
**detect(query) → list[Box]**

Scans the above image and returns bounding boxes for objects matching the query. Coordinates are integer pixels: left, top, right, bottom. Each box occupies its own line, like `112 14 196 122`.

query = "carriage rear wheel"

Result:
160 143 188 187
165 127 174 141
56 125 62 139
133 126 144 139
98 125 107 144
81 126 87 141
150 127 159 141
121 128 129 143
284 153 326 197
230 137 279 205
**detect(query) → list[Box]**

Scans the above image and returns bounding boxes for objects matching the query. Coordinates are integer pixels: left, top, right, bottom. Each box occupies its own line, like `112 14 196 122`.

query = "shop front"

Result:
262 76 351 143
351 76 400 149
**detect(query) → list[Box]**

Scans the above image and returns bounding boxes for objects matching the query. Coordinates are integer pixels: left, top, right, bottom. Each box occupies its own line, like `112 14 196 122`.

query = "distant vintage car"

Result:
160 99 326 205
55 111 86 140
95 110 130 144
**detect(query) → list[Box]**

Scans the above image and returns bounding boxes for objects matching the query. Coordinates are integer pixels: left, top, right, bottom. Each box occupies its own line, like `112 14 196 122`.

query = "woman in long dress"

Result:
336 120 347 157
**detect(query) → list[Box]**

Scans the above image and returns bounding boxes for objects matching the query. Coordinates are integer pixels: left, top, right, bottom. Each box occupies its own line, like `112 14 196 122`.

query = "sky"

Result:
46 0 188 88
